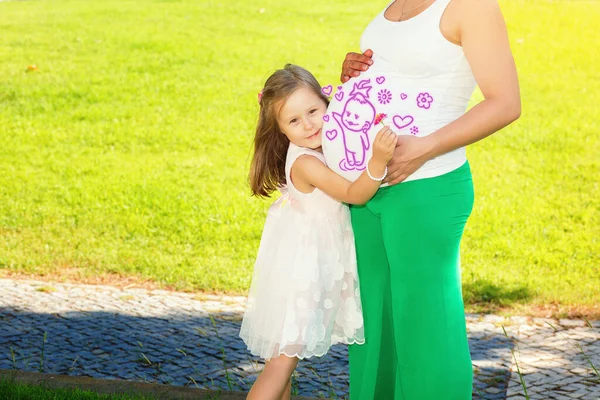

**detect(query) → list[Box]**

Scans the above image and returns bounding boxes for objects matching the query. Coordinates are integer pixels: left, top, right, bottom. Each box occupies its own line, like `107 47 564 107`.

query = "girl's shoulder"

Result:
285 143 326 171
285 143 328 197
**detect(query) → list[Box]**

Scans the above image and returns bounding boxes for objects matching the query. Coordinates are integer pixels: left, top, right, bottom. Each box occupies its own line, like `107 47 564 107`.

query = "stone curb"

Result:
0 369 320 400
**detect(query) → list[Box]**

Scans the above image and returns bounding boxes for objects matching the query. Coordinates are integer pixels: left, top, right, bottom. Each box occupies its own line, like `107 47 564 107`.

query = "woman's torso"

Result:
321 0 476 183
362 0 476 181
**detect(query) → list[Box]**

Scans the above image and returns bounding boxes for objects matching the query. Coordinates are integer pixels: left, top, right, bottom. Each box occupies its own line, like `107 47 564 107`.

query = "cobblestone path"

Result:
1 279 598 399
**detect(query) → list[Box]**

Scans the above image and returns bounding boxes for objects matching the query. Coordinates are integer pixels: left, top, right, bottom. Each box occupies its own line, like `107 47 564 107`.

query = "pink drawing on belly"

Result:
401 93 408 100
326 129 338 141
322 85 333 96
377 89 392 105
392 115 414 130
376 76 386 85
330 79 375 171
416 92 434 109
323 114 330 122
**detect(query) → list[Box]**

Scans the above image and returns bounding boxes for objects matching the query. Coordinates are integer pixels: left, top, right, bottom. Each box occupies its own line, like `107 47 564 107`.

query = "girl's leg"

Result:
380 163 475 399
280 377 292 400
247 355 299 400
348 204 399 399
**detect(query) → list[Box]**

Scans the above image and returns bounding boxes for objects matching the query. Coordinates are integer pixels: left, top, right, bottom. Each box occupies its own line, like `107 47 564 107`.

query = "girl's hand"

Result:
341 49 374 83
371 126 398 165
384 135 437 185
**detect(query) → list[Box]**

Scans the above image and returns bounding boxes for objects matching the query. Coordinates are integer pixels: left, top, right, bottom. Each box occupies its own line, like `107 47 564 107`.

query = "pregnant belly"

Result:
321 68 440 182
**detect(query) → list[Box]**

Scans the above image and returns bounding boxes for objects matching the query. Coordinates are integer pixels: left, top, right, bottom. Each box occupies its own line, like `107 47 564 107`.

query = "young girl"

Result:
239 63 397 400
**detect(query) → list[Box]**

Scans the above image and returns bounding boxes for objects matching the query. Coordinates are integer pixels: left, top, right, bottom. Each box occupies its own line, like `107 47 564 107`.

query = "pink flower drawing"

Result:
377 89 392 105
416 92 434 109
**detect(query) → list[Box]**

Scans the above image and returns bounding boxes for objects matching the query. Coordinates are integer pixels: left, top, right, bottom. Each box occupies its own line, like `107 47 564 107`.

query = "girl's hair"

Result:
249 64 329 198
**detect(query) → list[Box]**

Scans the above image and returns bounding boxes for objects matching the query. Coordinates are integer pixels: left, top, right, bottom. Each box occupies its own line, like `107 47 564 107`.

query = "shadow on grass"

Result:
463 279 532 312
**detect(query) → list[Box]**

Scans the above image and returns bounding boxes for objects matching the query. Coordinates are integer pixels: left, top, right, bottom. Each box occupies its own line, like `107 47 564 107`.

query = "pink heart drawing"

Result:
335 91 344 101
326 129 338 141
322 85 333 96
337 86 343 91
392 115 414 130
322 114 330 122
401 93 408 100
376 76 385 85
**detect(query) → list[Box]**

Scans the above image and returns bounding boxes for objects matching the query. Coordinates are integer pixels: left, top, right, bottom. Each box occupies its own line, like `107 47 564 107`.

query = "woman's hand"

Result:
384 135 437 185
341 49 374 83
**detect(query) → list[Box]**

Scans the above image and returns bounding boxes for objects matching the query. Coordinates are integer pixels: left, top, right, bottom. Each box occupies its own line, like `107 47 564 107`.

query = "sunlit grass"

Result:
0 0 597 315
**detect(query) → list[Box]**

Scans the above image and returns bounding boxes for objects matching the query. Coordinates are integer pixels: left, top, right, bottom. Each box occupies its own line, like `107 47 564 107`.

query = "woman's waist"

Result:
380 149 467 188
375 159 473 198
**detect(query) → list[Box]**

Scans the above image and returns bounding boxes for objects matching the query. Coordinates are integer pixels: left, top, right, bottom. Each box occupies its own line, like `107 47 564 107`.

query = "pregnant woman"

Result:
322 0 521 398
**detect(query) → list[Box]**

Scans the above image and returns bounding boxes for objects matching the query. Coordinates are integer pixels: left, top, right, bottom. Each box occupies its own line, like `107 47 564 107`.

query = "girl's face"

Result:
277 86 327 150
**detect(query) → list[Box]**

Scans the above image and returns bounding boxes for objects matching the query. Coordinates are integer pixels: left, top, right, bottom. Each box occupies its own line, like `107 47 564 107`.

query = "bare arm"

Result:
292 127 397 205
424 0 521 159
293 157 384 205
383 0 521 184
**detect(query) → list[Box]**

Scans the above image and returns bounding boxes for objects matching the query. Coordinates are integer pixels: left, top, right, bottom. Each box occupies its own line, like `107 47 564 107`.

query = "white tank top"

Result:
360 0 476 182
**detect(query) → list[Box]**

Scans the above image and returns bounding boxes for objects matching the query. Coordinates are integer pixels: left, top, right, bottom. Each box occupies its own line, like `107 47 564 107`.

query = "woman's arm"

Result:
292 127 397 205
426 0 521 157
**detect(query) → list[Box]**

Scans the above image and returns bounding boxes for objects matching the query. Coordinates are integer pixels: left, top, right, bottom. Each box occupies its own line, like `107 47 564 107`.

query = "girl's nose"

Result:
303 118 314 130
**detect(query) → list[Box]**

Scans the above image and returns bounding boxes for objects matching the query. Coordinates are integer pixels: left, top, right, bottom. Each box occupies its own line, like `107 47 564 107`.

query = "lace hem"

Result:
240 333 366 361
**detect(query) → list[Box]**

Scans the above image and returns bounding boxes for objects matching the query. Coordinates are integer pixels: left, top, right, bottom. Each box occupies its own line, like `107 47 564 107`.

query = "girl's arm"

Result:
292 126 397 205
383 0 521 184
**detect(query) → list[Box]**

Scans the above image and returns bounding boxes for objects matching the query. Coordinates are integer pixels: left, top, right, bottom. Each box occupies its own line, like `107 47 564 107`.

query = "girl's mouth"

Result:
307 129 321 139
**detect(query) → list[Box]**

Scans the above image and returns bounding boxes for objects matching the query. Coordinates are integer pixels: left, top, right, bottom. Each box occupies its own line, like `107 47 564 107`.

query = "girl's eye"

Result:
309 109 317 114
290 118 298 124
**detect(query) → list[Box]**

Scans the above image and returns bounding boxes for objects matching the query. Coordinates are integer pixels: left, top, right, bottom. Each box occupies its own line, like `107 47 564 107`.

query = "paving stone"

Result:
548 393 576 400
506 392 528 399
484 315 508 324
510 316 530 325
559 319 586 328
569 390 592 399
485 386 504 394
587 390 600 399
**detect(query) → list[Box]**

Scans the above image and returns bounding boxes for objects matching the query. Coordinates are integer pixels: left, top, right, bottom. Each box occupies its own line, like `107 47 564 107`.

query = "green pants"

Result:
349 162 474 400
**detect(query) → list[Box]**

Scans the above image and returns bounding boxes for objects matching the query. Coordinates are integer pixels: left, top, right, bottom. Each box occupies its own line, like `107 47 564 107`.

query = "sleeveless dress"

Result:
239 143 365 360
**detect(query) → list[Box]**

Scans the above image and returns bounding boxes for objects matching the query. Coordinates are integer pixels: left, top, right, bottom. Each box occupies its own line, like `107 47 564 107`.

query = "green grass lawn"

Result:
0 0 598 316
0 378 156 400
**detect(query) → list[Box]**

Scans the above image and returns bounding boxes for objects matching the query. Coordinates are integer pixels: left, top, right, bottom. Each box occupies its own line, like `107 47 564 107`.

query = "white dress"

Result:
239 143 365 360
